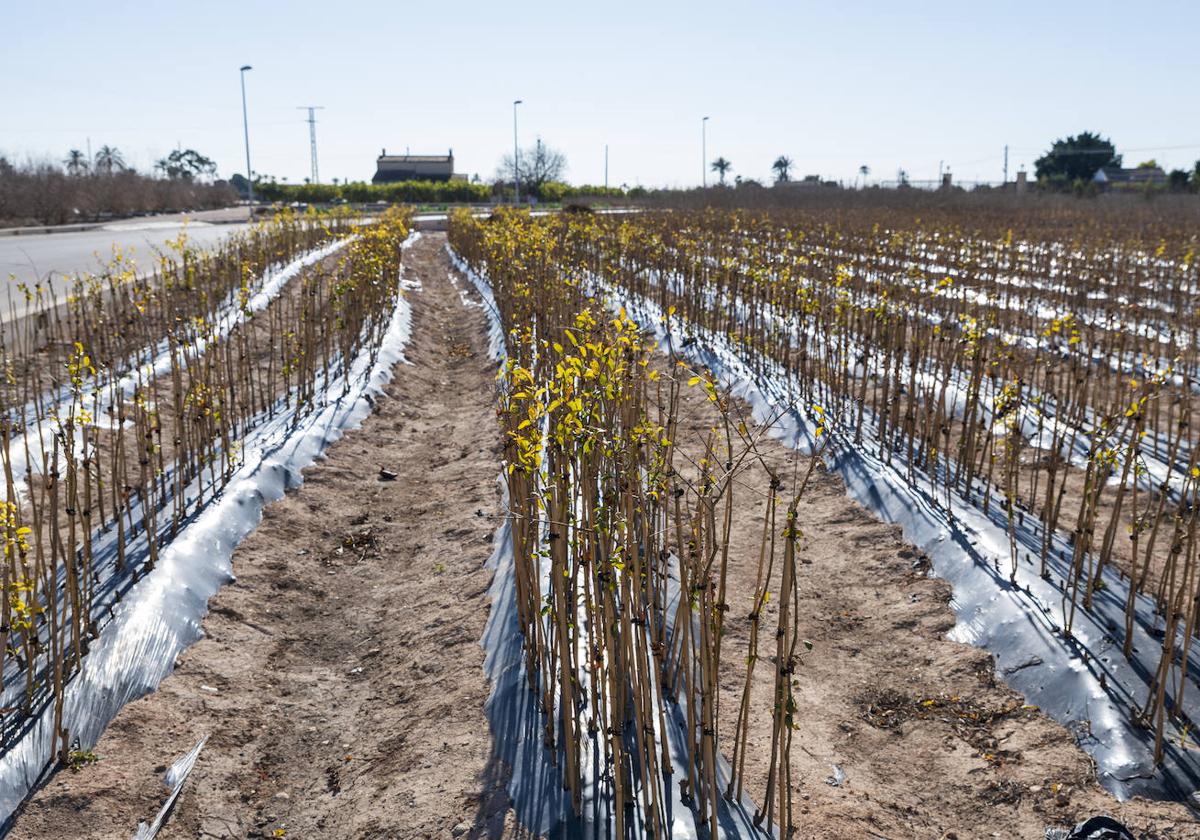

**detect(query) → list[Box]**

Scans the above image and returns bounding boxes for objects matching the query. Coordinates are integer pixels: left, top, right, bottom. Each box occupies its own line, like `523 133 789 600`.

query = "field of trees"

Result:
447 201 1200 833
1 194 1199 838
0 151 235 227
0 207 416 826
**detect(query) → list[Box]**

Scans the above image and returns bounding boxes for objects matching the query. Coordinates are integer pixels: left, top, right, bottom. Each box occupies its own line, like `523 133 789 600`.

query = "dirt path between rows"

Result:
9 233 515 839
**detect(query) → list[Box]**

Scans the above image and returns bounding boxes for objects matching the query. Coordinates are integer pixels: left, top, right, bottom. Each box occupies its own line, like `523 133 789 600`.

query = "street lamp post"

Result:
702 116 710 188
240 65 254 213
513 99 523 204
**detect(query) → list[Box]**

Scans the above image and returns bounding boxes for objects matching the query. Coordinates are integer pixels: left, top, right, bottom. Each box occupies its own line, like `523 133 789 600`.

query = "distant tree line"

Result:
701 137 1200 196
0 146 235 226
1035 132 1200 193
695 154 858 188
246 138 625 206
253 178 628 206
255 179 490 204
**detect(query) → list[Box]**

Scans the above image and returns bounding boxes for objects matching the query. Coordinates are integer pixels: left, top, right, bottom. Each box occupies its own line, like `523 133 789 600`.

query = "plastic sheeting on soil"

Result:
586 274 1200 803
0 234 418 831
451 250 777 838
447 246 504 361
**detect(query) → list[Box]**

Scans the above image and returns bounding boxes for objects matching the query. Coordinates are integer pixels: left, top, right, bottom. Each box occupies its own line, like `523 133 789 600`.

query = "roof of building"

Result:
371 149 456 184
1093 166 1167 184
377 154 452 164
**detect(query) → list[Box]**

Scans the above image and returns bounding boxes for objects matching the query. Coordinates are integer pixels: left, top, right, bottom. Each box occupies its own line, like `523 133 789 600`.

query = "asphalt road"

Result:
0 209 253 321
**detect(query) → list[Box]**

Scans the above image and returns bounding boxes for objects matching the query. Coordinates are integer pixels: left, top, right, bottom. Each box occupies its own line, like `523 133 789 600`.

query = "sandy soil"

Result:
9 233 511 839
7 233 1198 839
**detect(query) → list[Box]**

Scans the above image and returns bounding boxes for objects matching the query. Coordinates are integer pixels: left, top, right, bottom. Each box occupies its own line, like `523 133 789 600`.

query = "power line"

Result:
1013 142 1200 156
296 106 325 184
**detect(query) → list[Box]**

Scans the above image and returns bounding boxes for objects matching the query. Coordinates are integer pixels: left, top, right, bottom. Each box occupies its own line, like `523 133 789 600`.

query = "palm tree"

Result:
858 164 870 189
64 149 89 176
772 155 793 183
94 145 125 175
711 157 732 186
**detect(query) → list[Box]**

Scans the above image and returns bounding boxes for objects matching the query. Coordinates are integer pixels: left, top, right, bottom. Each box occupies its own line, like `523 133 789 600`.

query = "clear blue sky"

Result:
4 0 1199 188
